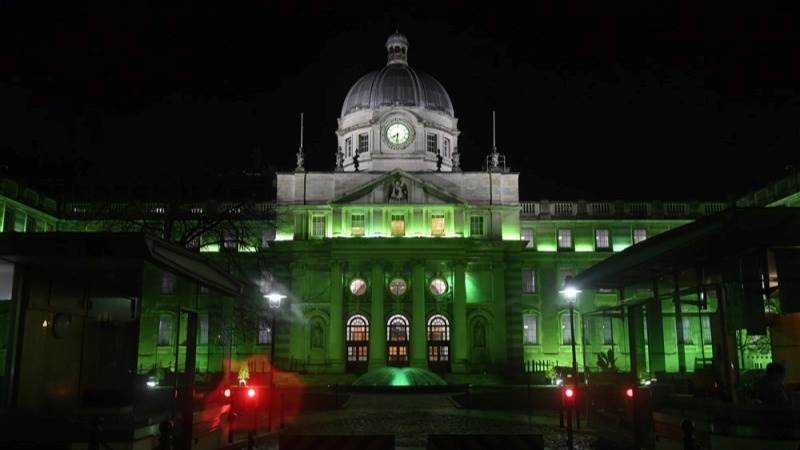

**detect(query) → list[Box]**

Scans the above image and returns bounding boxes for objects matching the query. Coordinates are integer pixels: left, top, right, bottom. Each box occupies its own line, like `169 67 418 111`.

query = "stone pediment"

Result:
330 170 466 205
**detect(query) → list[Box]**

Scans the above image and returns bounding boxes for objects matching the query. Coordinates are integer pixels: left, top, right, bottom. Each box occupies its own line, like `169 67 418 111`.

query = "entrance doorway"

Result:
427 315 450 372
387 315 409 366
346 315 369 373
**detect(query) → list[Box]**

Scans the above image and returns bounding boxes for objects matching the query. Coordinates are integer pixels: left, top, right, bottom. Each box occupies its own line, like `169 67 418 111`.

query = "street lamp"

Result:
559 280 581 381
263 292 286 381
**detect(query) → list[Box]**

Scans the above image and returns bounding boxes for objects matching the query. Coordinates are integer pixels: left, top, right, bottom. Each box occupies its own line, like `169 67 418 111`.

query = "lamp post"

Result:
559 282 581 380
263 292 285 433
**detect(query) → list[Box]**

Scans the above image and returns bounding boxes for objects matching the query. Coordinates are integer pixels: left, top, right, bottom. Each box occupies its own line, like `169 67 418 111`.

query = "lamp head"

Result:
264 292 286 309
559 285 581 302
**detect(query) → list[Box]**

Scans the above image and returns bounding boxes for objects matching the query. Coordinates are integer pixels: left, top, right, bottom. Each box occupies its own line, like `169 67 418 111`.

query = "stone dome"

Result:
340 33 454 117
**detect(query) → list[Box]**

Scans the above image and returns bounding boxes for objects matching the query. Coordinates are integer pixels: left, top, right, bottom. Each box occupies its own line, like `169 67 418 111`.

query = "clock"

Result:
383 120 414 149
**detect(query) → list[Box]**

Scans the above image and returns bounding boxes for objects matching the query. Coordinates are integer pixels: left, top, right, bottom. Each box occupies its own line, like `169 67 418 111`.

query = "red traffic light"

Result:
564 387 575 399
247 388 256 398
625 387 634 398
223 388 231 398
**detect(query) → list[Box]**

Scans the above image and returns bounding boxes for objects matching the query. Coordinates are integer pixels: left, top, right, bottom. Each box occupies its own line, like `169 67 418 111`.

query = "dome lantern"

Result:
386 32 409 65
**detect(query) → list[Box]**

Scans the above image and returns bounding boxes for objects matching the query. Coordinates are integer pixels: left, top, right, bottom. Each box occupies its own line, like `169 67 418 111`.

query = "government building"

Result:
0 33 793 399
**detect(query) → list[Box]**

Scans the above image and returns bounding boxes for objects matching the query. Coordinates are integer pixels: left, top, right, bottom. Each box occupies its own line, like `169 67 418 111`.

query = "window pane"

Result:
358 133 369 153
561 314 573 345
426 133 437 153
443 137 451 157
558 229 572 249
633 229 647 244
391 214 405 236
595 229 610 249
523 314 538 344
701 315 712 344
312 216 326 237
345 137 352 157
158 315 172 346
470 216 484 236
601 317 613 345
13 212 26 232
161 273 176 294
351 214 365 236
431 214 445 236
258 319 272 345
521 228 534 249
680 317 693 344
198 315 209 345
522 270 536 293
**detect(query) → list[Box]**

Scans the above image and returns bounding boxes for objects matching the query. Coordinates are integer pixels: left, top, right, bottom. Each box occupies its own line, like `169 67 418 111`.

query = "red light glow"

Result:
564 388 574 399
247 388 256 398
224 388 231 398
625 388 634 398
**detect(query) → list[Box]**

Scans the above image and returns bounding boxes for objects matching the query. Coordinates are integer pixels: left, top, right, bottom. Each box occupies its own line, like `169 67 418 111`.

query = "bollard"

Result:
527 382 532 429
681 419 695 450
559 392 564 428
566 402 574 450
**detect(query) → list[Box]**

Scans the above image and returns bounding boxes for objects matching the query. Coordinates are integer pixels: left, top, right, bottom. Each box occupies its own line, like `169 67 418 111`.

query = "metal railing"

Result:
521 200 728 219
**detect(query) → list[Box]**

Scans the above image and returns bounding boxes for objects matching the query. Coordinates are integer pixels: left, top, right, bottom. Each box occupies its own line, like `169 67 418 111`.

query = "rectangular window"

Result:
643 314 648 344
521 228 534 249
595 229 610 250
2 208 13 232
601 317 614 345
701 315 712 344
523 314 538 344
391 214 405 236
426 133 438 153
358 133 369 153
633 228 647 244
222 229 237 250
26 216 37 233
443 137 451 157
557 229 573 249
198 315 209 345
312 216 326 237
157 315 172 346
522 270 536 293
258 319 272 345
351 214 365 236
13 211 26 232
469 216 484 236
561 314 574 345
582 317 591 344
431 214 445 236
345 137 352 158
679 317 693 344
161 273 176 294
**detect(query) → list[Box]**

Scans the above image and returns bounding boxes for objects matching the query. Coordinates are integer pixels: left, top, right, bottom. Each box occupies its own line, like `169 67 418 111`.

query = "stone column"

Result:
411 262 427 368
328 261 344 372
646 279 667 373
369 263 386 370
492 262 508 362
452 262 468 372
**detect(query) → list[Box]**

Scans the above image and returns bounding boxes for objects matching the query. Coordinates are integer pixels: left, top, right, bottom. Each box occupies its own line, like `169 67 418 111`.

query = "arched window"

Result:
387 315 409 342
427 315 450 341
346 315 369 372
347 315 369 341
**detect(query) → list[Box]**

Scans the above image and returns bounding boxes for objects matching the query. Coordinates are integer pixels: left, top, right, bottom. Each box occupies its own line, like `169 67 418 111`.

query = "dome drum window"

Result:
349 278 367 296
389 278 407 297
429 278 448 296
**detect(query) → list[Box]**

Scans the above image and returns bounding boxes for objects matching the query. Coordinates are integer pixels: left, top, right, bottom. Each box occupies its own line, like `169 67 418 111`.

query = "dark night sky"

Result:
2 1 799 201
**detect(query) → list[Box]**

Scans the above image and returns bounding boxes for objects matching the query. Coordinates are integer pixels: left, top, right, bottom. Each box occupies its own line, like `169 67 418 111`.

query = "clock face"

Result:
386 123 411 147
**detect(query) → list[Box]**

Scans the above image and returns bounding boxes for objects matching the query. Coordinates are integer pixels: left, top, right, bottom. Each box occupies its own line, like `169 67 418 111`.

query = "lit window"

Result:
13 211 26 232
522 270 536 293
345 137 352 158
583 317 591 344
633 229 647 244
443 137 451 158
426 133 438 153
347 315 369 342
679 317 693 344
349 278 367 296
557 229 572 249
561 314 574 345
523 314 538 344
389 278 407 296
198 315 209 345
312 216 326 237
161 273 176 294
470 216 484 236
431 214 445 236
430 278 448 296
358 133 369 153
521 228 534 249
391 214 405 236
595 229 610 250
601 317 613 345
701 316 712 344
257 319 272 345
643 315 648 344
427 315 450 341
351 214 365 236
157 315 172 346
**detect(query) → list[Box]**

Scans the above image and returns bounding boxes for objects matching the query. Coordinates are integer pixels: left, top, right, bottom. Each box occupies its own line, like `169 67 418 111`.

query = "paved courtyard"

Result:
248 392 601 450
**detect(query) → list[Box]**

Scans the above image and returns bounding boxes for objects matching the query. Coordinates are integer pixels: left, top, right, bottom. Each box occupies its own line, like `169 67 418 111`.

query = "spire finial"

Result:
486 110 508 172
295 112 305 172
492 110 497 152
